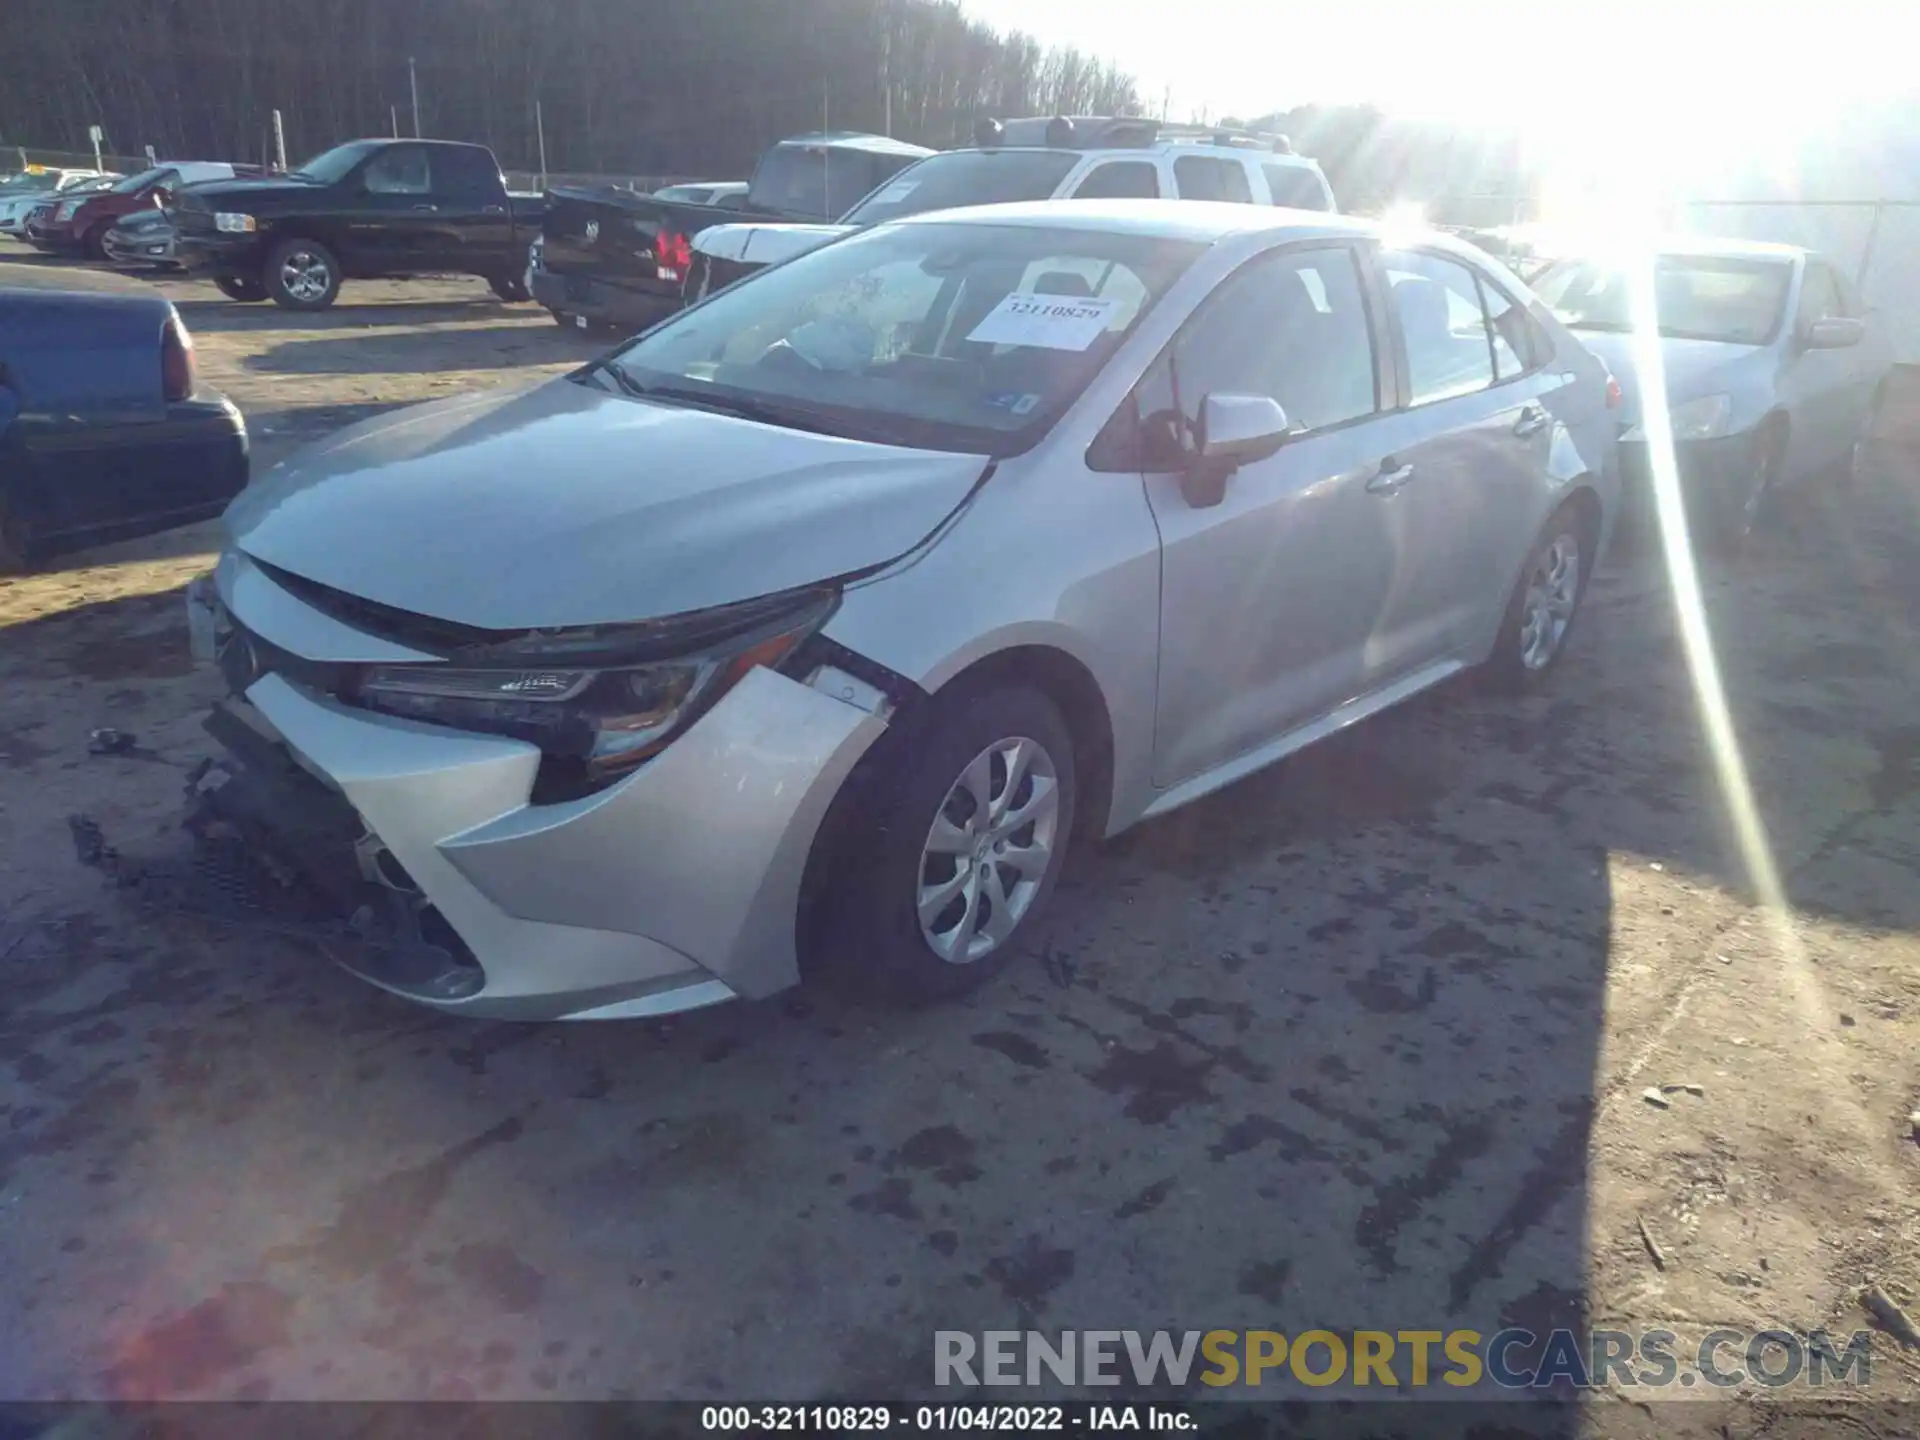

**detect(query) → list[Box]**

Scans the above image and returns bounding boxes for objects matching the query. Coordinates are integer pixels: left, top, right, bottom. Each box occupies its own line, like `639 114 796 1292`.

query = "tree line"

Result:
0 0 1142 178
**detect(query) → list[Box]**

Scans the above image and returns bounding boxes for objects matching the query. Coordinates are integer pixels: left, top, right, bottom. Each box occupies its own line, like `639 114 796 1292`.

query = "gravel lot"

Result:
1 252 1918 1418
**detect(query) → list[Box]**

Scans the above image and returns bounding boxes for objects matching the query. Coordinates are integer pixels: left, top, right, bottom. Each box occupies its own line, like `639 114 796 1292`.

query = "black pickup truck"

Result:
173 139 548 311
532 130 931 333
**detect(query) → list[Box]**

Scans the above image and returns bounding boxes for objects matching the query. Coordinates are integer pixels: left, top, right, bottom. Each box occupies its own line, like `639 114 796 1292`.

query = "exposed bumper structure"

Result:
173 557 889 1020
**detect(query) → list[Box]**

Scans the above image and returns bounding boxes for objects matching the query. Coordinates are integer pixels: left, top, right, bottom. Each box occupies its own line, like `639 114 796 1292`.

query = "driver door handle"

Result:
1513 403 1550 437
1366 459 1416 495
411 203 438 213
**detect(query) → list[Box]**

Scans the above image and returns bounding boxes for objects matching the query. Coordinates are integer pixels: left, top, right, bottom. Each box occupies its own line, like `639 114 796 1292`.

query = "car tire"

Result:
1706 421 1784 554
1482 501 1594 691
833 685 1077 1004
264 237 343 311
489 250 533 303
1840 384 1886 489
81 222 111 262
0 495 31 575
213 274 269 303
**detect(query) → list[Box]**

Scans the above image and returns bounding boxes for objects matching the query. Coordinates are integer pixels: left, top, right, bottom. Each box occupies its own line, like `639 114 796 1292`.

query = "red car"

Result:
30 161 260 258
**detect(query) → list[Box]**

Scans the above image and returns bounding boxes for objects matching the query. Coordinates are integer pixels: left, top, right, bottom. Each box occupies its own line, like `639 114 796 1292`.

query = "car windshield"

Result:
0 173 57 195
1532 255 1792 345
291 142 379 184
842 150 1083 226
747 145 899 221
594 220 1201 456
110 167 168 194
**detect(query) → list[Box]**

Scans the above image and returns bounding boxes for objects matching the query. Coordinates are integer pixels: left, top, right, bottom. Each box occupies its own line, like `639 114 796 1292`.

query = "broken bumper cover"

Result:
145 567 889 1021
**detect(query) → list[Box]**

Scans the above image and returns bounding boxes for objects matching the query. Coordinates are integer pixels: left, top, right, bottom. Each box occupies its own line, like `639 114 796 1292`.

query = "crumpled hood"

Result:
1572 330 1772 429
693 222 854 266
225 373 989 631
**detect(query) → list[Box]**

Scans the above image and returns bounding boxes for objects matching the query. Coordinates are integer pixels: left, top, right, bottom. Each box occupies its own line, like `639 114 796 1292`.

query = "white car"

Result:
0 169 111 236
171 201 1618 1022
688 115 1336 298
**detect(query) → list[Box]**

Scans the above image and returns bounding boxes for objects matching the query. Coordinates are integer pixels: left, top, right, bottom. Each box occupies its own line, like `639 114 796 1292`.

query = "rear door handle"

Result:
482 204 506 216
411 203 438 213
1366 459 1416 495
1513 403 1550 437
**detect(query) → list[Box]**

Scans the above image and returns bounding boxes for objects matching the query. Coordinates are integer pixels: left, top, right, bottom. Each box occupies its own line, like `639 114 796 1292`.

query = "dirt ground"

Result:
1 251 1918 1421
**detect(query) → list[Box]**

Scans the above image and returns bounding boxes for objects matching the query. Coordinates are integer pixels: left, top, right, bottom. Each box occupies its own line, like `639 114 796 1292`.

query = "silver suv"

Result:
191 201 1618 1020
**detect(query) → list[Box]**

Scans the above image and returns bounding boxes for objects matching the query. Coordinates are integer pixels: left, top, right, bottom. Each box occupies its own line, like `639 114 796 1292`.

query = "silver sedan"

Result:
1531 238 1895 546
185 201 1619 1019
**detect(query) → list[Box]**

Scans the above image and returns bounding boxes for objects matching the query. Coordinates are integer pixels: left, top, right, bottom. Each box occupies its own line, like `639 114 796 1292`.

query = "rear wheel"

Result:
489 245 534 303
265 237 342 311
213 274 269 303
830 686 1076 1003
1483 503 1592 690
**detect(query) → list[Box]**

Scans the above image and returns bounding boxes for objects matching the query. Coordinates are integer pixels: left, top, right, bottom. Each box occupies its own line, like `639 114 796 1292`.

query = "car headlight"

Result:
350 587 838 789
54 199 82 221
215 212 257 234
1630 393 1732 444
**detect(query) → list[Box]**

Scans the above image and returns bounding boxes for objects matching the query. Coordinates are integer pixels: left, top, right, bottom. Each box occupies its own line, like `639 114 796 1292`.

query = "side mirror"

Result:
1802 316 1864 350
1182 393 1292 508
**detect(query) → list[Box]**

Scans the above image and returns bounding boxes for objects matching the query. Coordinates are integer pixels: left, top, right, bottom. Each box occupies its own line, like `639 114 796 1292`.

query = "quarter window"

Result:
1384 251 1497 404
1477 278 1545 379
1262 163 1329 211
1173 156 1254 204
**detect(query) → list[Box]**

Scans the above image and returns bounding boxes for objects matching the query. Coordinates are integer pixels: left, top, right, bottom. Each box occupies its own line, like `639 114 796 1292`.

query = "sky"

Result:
956 0 1919 176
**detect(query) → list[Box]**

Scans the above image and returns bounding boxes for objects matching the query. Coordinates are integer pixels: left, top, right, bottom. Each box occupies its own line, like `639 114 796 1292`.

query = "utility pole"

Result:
271 109 287 172
880 0 892 137
535 101 548 189
408 57 421 138
390 105 400 139
1160 85 1171 122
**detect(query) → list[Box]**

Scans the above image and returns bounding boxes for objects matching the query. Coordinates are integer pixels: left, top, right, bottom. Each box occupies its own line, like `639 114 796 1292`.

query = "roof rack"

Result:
971 115 1296 154
1156 122 1295 154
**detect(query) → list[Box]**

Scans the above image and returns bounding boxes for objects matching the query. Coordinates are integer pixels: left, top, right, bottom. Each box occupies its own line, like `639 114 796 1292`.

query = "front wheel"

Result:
265 237 342 311
81 222 111 262
1707 422 1784 553
835 686 1077 1003
1483 507 1591 690
213 274 269 302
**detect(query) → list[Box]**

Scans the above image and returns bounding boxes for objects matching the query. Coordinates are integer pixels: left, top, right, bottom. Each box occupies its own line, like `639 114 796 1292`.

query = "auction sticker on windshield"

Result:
873 179 920 204
967 293 1120 351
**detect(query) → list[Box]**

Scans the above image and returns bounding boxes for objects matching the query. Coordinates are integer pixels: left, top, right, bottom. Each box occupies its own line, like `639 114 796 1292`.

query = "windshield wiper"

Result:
590 366 835 435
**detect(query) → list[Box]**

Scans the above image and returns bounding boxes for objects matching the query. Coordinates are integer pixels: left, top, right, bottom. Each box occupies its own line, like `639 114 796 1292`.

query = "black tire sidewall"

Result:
1485 505 1593 690
843 686 1077 1003
264 238 341 311
82 223 110 261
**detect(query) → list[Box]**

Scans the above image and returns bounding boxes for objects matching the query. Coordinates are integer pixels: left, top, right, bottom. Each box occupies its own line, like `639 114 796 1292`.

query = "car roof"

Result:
888 198 1379 246
776 131 934 158
926 143 1324 166
1656 235 1805 261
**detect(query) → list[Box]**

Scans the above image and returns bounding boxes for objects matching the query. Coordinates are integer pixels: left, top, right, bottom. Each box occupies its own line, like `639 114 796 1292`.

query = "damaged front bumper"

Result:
85 559 892 1021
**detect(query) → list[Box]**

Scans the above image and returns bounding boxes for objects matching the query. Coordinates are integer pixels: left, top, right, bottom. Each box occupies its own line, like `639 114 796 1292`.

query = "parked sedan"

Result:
0 168 111 237
178 202 1616 1020
1530 238 1894 545
0 289 249 568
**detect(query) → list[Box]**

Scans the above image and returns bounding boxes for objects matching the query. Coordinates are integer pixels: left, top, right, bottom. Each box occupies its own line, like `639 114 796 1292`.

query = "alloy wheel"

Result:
280 250 332 303
1518 532 1580 672
917 736 1061 964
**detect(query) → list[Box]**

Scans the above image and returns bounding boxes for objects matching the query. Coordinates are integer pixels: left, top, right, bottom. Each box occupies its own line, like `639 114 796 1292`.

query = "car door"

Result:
352 144 440 271
1774 263 1850 476
431 145 516 272
1365 249 1562 669
1124 242 1403 786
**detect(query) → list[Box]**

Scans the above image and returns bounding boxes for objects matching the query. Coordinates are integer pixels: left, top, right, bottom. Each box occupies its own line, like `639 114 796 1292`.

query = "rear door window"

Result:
436 146 503 198
841 150 1082 225
1173 156 1254 204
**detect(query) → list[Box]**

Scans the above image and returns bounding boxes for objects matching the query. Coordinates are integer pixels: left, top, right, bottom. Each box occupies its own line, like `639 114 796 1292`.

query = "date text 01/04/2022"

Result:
699 1403 1197 1431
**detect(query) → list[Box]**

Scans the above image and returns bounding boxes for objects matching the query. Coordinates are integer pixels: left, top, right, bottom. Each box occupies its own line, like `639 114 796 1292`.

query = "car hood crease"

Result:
225 375 992 631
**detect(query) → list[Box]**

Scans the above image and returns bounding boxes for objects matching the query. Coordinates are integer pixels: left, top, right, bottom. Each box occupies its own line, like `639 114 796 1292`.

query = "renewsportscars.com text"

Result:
934 1328 1876 1390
